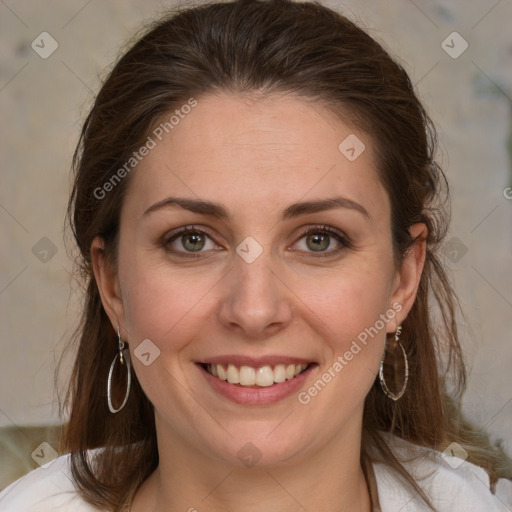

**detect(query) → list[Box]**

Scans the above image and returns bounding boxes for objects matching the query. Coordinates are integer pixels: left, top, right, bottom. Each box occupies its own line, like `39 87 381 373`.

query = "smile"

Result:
204 363 310 387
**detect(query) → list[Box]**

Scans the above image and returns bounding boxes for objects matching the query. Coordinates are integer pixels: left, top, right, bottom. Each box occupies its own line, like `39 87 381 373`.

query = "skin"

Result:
92 93 427 512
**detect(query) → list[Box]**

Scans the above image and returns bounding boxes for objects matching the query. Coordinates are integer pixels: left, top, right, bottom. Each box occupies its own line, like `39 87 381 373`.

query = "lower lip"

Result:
197 363 318 405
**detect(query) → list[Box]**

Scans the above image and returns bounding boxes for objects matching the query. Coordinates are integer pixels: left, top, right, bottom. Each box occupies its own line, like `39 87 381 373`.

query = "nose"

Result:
217 251 293 340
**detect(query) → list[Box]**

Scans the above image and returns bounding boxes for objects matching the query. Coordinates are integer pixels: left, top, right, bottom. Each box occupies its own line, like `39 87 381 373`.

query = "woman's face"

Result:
93 93 425 468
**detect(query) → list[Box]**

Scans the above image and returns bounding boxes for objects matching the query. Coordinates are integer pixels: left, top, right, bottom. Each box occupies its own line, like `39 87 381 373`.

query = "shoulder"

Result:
0 454 98 511
373 433 512 512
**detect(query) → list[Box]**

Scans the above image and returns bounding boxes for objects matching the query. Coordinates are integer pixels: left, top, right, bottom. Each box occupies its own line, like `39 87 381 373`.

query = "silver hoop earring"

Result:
107 325 132 414
379 325 408 401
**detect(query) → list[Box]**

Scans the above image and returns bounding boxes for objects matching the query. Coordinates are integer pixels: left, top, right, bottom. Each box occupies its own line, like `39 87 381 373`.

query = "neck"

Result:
131 415 371 512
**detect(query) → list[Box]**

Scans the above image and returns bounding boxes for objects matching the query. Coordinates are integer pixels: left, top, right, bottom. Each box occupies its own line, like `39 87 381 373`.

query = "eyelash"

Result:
296 226 351 258
162 224 352 259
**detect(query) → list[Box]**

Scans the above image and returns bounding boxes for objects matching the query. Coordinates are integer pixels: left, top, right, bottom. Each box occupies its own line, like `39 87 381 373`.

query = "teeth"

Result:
256 366 274 387
206 363 309 387
227 364 240 384
240 366 256 385
217 365 227 380
274 364 287 383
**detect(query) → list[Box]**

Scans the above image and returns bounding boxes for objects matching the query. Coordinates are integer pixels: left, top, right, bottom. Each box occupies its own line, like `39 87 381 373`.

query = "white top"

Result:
1 437 511 511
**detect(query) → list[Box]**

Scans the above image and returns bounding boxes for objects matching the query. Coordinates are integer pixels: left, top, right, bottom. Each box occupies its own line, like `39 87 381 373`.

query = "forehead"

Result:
122 93 388 223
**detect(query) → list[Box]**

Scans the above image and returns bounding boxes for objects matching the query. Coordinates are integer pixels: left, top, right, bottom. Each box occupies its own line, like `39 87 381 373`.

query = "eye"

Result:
164 226 219 255
293 226 350 256
163 224 350 259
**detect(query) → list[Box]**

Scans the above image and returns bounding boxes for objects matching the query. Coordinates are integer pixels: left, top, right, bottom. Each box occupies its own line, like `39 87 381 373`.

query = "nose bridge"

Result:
217 247 293 338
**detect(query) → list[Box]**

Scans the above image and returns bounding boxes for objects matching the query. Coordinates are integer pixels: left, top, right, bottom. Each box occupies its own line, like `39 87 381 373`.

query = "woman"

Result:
1 1 511 510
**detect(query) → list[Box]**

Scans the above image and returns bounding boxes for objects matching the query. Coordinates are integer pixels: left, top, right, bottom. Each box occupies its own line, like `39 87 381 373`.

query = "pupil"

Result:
307 233 329 251
183 233 204 251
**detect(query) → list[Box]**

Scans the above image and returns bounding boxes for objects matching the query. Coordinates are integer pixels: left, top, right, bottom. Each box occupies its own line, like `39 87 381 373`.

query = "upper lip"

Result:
197 355 316 367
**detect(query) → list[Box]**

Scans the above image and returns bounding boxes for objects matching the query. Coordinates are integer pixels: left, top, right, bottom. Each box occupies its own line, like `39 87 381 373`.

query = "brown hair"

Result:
63 1 511 510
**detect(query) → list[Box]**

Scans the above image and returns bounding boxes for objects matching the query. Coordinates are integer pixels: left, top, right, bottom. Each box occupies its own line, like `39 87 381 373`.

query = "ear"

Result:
91 236 126 334
387 223 428 332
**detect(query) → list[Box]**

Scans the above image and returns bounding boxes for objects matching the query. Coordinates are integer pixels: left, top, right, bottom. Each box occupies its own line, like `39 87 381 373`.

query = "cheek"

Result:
120 246 396 353
118 258 219 408
294 281 391 419
293 261 394 344
290 260 396 402
120 260 217 346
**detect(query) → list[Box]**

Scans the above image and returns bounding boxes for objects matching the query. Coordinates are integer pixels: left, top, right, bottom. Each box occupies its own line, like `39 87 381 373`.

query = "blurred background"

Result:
1 0 511 489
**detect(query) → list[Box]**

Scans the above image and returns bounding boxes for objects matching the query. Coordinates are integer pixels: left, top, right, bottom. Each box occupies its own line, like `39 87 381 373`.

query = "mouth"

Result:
198 362 315 388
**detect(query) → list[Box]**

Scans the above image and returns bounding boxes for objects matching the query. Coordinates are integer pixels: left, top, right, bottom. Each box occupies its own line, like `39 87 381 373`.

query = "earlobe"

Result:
389 223 428 330
90 236 125 331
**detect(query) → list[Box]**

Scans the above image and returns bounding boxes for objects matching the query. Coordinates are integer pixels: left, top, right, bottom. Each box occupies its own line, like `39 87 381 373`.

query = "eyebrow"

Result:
143 196 370 220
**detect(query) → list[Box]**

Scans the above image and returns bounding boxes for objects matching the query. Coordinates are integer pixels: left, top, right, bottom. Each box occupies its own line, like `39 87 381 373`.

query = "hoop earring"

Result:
379 325 408 401
107 325 132 414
